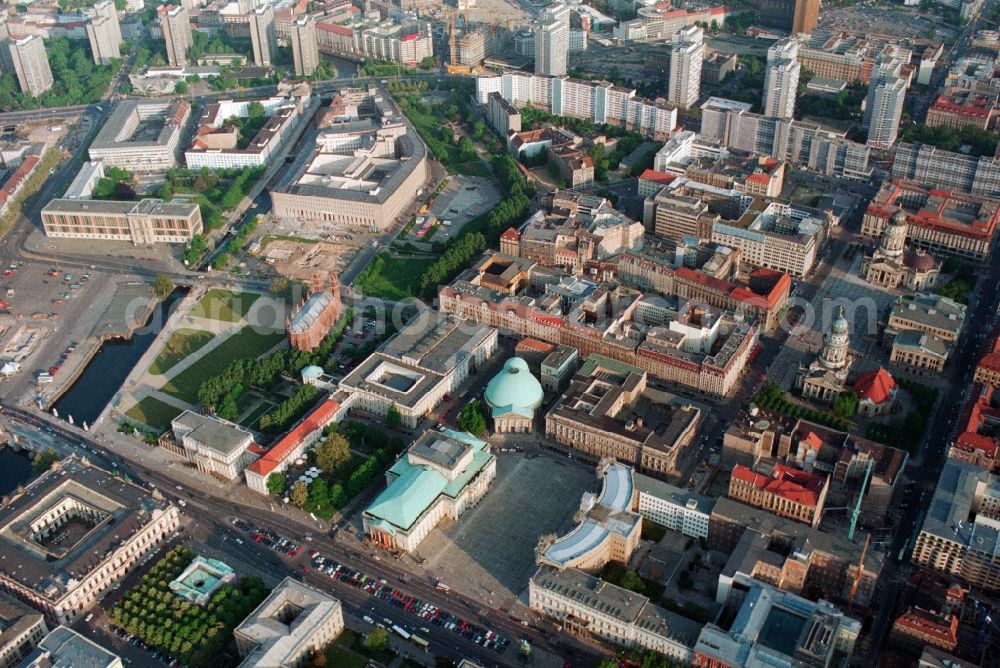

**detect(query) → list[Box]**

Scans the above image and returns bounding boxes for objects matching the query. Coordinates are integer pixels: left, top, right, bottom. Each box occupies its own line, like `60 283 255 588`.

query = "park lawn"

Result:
189 289 261 322
149 328 216 375
125 396 183 432
325 643 366 668
400 102 466 168
331 629 396 665
455 160 491 177
161 327 285 402
359 256 434 300
239 401 274 429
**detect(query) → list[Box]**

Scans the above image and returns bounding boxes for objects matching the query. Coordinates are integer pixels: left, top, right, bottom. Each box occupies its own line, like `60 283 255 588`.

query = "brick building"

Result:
286 272 342 351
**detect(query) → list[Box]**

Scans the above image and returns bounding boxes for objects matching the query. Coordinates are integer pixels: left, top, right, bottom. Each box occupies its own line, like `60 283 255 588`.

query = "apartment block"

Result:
893 142 1000 198
2 36 52 97
535 18 568 76
912 459 1000 594
668 25 703 109
249 6 277 67
762 38 800 119
701 98 872 180
158 4 192 67
486 92 521 135
291 17 319 76
476 73 677 140
85 10 122 65
865 51 908 149
926 88 999 131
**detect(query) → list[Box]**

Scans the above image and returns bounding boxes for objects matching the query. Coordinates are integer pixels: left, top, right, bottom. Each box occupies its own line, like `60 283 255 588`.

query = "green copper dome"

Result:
484 357 543 419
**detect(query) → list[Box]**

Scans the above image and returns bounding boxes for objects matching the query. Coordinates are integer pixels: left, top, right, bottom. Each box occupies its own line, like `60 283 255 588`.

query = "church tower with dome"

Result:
861 209 941 291
795 306 854 403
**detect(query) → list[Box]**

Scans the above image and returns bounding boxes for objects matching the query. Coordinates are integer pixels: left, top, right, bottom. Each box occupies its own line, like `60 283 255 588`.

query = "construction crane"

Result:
848 532 871 616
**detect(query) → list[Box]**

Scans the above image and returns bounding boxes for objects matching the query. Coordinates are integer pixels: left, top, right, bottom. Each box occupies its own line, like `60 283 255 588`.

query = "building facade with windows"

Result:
363 429 496 553
41 198 202 245
530 565 701 662
0 458 180 625
633 474 713 538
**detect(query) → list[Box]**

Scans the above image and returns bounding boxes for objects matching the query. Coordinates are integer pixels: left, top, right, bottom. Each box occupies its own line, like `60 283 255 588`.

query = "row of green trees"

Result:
412 153 533 299
199 311 352 416
0 38 118 110
901 123 998 158
753 381 853 431
258 384 319 433
271 421 407 517
107 547 269 668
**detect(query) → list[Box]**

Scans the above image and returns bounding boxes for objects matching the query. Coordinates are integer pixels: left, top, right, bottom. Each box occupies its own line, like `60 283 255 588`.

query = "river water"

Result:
51 289 186 427
0 448 32 495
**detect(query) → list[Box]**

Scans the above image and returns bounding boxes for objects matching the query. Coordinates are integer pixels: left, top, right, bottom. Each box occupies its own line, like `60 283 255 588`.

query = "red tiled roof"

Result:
854 367 897 405
893 609 958 649
246 398 341 477
803 431 824 450
639 169 677 185
746 173 772 186
0 155 39 206
979 350 1000 373
516 338 556 354
501 227 520 241
732 463 826 507
317 21 352 35
955 432 998 458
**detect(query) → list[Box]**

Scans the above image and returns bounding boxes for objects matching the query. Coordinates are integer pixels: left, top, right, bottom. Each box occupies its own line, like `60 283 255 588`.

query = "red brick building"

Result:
286 272 342 351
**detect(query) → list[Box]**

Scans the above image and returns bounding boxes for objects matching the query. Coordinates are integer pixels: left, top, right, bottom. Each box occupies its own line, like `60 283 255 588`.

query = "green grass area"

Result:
328 629 395 666
239 401 274 429
641 519 668 543
161 327 285 403
125 396 183 432
357 255 435 300
455 160 491 177
149 328 216 375
190 289 261 322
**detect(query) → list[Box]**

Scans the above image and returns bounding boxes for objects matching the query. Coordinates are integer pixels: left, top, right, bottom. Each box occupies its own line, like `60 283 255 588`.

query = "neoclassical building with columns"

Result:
362 429 496 553
862 209 941 291
796 307 853 403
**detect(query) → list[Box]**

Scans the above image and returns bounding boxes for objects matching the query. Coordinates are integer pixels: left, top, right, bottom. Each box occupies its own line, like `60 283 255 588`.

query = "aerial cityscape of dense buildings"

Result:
0 0 1000 666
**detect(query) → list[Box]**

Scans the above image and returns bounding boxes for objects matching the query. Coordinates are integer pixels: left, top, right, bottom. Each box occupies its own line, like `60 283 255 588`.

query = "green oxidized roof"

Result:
364 429 492 531
484 357 543 419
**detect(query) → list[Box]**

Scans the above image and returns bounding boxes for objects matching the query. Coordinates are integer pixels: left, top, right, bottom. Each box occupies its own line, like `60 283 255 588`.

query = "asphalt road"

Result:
0 402 598 667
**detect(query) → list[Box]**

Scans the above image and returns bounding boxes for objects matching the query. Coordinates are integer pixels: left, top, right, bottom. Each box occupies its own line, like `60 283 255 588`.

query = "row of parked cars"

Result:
309 552 510 654
230 518 303 557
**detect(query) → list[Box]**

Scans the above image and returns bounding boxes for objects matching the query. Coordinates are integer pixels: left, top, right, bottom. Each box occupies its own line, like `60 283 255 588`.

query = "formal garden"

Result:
107 547 269 668
266 420 407 520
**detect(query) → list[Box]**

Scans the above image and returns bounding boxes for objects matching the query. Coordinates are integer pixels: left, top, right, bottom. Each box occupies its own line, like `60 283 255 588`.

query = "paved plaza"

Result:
416 451 595 606
771 246 896 390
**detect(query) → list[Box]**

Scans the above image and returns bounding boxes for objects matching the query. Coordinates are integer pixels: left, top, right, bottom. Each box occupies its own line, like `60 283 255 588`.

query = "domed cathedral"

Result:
795 306 854 403
861 210 941 291
484 357 544 434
